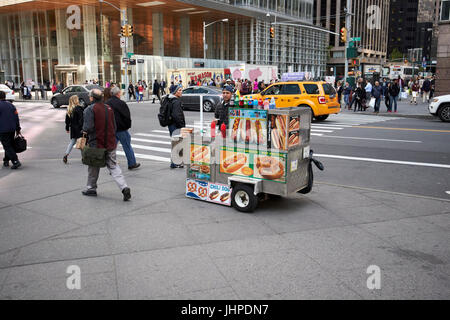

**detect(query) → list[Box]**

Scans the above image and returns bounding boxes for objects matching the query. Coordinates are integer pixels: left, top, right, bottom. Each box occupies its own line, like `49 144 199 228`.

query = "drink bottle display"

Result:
253 99 258 109
263 99 270 110
269 97 276 109
243 97 248 108
239 97 244 107
234 94 239 106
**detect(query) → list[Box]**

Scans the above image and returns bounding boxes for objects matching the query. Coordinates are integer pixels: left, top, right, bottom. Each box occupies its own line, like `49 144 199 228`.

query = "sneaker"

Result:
63 155 68 164
170 163 177 169
82 189 97 197
10 161 21 170
387 111 392 113
122 187 131 201
128 163 141 170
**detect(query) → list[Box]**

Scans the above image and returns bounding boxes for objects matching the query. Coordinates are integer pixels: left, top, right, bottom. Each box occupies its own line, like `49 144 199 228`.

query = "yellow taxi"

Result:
245 81 341 121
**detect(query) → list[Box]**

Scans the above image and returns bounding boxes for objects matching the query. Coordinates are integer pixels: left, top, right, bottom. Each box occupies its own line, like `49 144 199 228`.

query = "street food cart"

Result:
172 107 324 212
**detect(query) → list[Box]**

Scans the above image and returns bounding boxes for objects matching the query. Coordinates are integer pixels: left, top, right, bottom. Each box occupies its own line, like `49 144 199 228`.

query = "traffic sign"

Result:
120 37 126 48
351 37 361 41
137 59 144 64
127 52 134 58
122 58 129 63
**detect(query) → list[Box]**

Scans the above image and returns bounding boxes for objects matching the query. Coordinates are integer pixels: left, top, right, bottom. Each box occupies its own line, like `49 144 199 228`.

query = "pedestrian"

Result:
397 76 404 101
167 84 185 169
81 89 131 201
253 79 259 93
106 86 141 171
134 83 139 101
352 83 365 112
389 79 400 113
421 77 431 103
336 81 343 108
411 81 419 105
214 85 233 129
103 87 112 102
63 95 84 164
365 79 373 103
169 81 176 94
127 82 134 101
161 79 167 95
0 91 22 169
152 79 161 104
343 82 351 109
138 83 144 102
371 81 382 114
384 80 391 111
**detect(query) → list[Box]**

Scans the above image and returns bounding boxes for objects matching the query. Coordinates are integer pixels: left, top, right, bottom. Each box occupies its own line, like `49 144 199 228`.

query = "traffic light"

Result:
270 27 275 39
351 58 360 67
127 25 133 37
340 27 347 43
121 25 128 37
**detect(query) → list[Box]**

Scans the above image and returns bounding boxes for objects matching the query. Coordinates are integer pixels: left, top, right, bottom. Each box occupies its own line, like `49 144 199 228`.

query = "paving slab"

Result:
329 204 411 224
282 226 414 272
13 234 111 266
0 271 117 300
108 211 197 254
0 206 77 253
114 246 228 299
186 217 276 244
154 287 239 300
49 221 109 239
256 196 350 233
419 213 450 231
213 248 361 299
0 250 19 268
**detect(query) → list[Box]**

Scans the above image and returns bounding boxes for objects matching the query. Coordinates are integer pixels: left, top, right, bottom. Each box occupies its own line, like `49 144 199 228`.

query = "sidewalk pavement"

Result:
0 154 449 299
341 98 434 119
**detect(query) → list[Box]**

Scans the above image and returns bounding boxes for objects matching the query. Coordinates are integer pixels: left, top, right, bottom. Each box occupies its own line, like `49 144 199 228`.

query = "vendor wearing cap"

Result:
214 85 234 129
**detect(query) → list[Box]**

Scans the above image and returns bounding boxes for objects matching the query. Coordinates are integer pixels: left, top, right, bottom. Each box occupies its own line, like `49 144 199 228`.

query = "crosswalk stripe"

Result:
311 133 323 136
135 133 170 139
311 126 344 130
152 130 170 134
128 144 171 153
311 129 334 133
117 151 170 162
131 137 171 145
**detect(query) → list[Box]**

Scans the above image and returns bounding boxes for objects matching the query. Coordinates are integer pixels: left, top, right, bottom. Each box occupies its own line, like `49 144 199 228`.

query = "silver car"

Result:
180 86 223 112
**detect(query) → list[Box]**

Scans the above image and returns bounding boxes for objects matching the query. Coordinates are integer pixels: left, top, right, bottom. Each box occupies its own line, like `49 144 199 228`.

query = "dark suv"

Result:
51 85 103 108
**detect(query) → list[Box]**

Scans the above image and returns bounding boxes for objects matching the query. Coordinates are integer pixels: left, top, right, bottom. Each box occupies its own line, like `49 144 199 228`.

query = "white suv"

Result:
429 95 450 122
0 84 15 102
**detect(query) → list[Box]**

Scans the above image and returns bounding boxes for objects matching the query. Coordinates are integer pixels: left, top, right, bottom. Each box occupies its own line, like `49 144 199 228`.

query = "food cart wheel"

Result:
231 183 259 213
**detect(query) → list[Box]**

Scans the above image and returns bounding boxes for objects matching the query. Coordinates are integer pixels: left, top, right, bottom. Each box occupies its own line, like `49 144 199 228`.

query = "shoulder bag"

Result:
82 104 109 168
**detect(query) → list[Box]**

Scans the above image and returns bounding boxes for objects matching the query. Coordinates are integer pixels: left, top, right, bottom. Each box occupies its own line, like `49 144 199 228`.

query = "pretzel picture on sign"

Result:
187 182 197 193
198 187 208 198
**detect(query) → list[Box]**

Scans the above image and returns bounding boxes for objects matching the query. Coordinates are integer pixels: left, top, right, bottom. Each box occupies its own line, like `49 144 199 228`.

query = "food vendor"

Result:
214 85 234 129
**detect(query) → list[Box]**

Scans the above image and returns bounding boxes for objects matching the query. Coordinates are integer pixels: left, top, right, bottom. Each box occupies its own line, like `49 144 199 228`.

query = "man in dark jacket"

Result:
371 81 383 114
389 80 400 113
106 86 140 170
0 91 22 169
152 79 161 103
214 85 233 129
168 84 185 169
127 82 134 101
82 89 131 201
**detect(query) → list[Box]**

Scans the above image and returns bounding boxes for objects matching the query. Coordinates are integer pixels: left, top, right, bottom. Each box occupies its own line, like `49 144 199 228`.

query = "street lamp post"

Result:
98 0 128 95
203 19 229 60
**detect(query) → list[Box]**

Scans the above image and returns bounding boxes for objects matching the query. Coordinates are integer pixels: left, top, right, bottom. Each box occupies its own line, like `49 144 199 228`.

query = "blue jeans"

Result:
390 95 398 112
65 138 77 155
168 124 178 167
116 130 136 167
344 94 350 106
374 97 381 112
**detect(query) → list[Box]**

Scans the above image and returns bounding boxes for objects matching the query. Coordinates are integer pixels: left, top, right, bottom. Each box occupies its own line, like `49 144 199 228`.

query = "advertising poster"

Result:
220 146 287 183
229 108 268 146
186 179 209 201
189 144 211 181
268 114 288 151
207 183 232 207
288 115 301 148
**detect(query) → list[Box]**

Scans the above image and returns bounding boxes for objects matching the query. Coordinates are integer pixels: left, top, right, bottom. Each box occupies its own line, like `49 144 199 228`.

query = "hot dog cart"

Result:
173 107 324 212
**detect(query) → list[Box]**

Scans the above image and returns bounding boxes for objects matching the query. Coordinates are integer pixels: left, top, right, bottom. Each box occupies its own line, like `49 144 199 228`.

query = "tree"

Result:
390 47 403 61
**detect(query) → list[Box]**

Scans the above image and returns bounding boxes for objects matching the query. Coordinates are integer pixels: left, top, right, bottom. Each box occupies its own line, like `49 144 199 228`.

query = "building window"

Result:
441 0 450 21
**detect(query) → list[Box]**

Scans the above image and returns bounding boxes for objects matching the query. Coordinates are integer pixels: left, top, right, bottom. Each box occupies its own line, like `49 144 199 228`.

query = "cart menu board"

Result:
219 146 287 183
228 108 268 146
288 115 301 148
189 143 211 181
186 179 231 207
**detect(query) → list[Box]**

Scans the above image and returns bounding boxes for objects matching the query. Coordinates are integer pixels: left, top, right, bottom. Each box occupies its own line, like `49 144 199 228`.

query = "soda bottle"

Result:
263 99 270 110
234 94 239 107
258 99 264 108
243 97 248 108
239 97 244 108
270 97 276 109
253 99 258 109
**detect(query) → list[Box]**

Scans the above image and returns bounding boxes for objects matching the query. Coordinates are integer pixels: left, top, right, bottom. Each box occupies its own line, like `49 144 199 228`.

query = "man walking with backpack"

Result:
82 89 131 201
158 84 185 169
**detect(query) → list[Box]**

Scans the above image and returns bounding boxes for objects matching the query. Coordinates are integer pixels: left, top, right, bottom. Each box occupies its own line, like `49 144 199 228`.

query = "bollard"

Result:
35 90 39 100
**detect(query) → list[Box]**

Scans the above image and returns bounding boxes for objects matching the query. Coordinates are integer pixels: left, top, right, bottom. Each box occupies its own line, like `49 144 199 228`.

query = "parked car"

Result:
0 84 15 102
429 95 450 122
50 85 103 108
179 86 222 112
245 81 340 121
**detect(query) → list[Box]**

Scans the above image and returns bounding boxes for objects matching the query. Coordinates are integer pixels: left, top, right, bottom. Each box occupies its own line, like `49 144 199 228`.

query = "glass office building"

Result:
0 0 327 86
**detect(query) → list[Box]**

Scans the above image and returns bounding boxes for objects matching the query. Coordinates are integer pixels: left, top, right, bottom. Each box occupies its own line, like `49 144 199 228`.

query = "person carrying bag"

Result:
81 89 131 201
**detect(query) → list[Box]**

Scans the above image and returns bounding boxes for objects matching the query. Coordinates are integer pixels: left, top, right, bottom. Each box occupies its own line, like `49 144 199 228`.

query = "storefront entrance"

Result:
55 65 81 87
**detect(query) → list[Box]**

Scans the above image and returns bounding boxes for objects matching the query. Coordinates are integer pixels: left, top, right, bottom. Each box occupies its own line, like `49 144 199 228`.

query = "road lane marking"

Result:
311 129 334 133
311 133 323 136
117 151 170 162
446 191 450 195
355 126 450 133
315 154 450 169
317 136 422 143
131 138 171 145
312 125 346 129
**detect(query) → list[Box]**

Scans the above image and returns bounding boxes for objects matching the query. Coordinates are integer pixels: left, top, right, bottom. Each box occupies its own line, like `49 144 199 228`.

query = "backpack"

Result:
158 96 173 127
